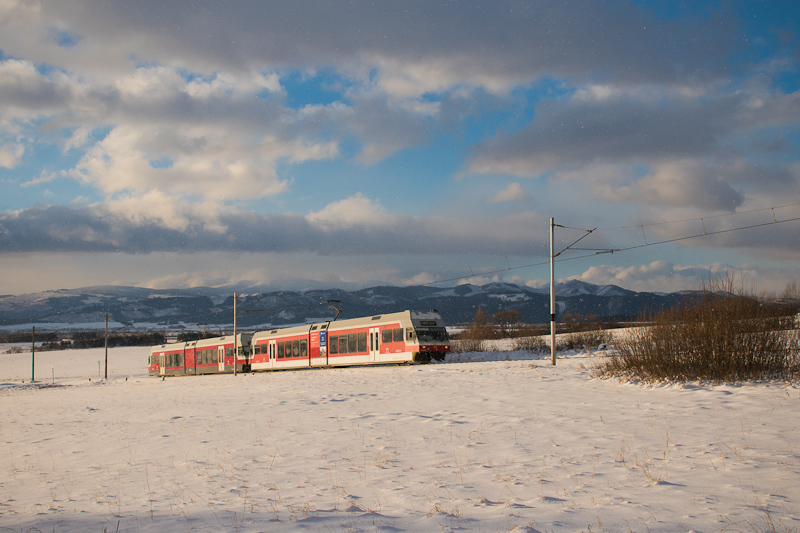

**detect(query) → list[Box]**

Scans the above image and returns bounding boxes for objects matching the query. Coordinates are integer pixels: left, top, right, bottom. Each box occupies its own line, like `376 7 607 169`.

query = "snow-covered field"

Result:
1 346 799 532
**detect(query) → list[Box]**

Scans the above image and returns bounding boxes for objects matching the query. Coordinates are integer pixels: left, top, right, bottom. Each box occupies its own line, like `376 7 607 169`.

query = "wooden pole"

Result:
233 292 237 377
550 217 556 366
104 313 109 380
31 326 35 382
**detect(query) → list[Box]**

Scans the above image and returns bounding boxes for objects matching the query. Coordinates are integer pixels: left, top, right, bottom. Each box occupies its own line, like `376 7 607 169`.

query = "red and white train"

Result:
148 310 450 377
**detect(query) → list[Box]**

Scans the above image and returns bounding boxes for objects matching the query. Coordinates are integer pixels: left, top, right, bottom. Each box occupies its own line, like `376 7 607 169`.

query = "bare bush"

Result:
562 329 611 351
450 338 487 353
512 335 549 353
600 274 800 382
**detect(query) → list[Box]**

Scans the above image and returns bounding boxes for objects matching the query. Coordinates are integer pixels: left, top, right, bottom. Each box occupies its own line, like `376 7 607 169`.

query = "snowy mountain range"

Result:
0 281 688 330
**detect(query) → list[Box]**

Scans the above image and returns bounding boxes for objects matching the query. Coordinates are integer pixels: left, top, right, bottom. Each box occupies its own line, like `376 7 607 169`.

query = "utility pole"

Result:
233 292 237 377
104 313 109 380
31 326 35 382
550 217 556 365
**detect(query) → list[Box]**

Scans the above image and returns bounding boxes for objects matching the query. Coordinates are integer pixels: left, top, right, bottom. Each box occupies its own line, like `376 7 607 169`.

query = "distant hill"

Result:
0 281 690 330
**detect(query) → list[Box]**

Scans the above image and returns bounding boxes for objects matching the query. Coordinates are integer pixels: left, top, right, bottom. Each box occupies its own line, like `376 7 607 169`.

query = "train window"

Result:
416 328 450 343
300 340 307 358
382 330 392 344
310 325 317 331
358 332 367 352
336 335 346 354
330 336 338 354
393 328 403 342
371 315 381 320
346 333 356 353
407 328 415 341
292 340 300 358
277 342 284 359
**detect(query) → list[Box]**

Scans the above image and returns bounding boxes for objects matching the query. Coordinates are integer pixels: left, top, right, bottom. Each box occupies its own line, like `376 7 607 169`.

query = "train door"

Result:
320 327 328 366
159 353 165 376
369 327 380 362
269 340 277 369
218 346 225 372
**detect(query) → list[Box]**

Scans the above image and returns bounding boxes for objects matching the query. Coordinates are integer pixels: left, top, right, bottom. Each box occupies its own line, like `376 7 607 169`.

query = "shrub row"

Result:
599 276 799 382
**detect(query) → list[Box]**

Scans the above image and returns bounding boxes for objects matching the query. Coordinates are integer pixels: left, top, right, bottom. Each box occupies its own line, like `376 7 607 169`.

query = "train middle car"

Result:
148 310 449 376
148 333 253 377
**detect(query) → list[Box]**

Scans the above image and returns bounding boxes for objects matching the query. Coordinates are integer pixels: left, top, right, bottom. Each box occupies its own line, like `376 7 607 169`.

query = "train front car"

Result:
407 310 450 362
323 310 450 365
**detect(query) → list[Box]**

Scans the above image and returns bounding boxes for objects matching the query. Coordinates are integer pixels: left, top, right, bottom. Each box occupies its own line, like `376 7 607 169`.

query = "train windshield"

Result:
415 327 449 343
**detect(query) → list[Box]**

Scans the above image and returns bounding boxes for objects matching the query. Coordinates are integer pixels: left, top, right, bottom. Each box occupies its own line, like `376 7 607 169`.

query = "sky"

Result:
0 0 799 297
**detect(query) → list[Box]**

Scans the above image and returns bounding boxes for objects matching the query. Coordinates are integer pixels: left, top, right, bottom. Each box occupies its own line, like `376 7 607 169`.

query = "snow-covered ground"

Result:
1 346 799 532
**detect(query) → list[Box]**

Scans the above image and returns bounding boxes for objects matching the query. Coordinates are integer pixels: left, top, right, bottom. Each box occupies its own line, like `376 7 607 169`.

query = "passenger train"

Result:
148 310 450 376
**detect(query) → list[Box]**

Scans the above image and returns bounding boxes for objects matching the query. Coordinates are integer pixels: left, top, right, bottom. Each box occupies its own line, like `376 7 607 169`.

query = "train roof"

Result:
195 332 251 349
151 333 252 353
250 310 444 342
251 324 312 342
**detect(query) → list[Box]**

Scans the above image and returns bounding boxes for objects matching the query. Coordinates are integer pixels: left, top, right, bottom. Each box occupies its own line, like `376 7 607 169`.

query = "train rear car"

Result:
148 342 188 376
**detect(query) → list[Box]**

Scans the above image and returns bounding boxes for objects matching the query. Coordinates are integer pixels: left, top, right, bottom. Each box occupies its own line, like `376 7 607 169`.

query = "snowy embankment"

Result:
1 346 799 532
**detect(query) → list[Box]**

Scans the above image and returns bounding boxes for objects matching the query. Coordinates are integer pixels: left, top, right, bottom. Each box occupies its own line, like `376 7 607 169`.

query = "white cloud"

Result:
63 126 91 152
21 170 57 187
457 274 501 286
571 260 750 293
606 160 743 211
573 84 619 102
0 141 23 168
104 191 228 233
115 65 185 100
306 193 394 230
401 271 436 286
185 71 283 100
67 124 312 203
492 182 531 203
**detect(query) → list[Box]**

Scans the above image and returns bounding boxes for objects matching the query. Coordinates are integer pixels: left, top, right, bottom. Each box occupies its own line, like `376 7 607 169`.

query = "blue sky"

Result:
0 0 798 296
